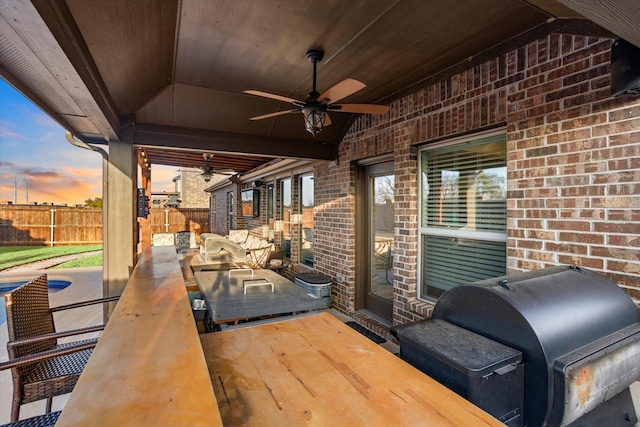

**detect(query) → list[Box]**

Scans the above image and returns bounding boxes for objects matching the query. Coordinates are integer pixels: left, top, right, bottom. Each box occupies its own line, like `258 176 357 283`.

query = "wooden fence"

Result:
146 208 210 236
0 205 209 246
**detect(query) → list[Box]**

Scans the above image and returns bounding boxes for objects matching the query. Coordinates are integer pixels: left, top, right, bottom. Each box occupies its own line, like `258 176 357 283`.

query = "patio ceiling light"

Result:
302 106 326 136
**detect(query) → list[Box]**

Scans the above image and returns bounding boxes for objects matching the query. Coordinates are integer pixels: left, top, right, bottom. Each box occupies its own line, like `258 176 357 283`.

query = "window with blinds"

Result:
419 133 507 299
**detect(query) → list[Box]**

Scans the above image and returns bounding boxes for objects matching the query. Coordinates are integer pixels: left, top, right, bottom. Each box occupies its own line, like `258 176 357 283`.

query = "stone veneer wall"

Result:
314 33 640 325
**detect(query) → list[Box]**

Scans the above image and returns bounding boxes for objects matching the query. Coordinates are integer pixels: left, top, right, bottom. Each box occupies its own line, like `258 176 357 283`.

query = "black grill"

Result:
396 265 640 427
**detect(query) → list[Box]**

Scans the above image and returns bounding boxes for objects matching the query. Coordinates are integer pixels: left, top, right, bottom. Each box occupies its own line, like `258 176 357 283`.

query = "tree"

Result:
85 197 102 208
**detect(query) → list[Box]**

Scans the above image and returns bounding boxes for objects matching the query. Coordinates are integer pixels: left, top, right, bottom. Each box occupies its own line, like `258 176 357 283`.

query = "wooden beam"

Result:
0 65 79 135
133 123 337 161
30 0 121 140
556 0 640 47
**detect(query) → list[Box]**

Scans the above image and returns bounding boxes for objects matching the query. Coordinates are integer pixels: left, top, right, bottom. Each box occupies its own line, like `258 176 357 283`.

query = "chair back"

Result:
248 243 273 269
152 232 175 246
175 231 197 250
227 229 249 244
4 274 56 378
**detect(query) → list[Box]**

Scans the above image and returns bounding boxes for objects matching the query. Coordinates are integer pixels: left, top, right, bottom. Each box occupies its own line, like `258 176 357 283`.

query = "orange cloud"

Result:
0 169 101 206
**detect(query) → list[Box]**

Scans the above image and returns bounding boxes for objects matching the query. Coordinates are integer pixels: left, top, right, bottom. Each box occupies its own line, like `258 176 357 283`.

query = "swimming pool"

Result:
0 280 72 324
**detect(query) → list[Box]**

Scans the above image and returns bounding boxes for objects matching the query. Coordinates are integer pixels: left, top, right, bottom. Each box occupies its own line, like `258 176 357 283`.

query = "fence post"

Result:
165 209 169 232
50 208 55 246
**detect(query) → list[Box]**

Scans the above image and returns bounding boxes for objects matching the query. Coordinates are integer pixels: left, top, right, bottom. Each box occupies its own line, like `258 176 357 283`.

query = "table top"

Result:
194 269 330 323
56 246 222 426
200 312 503 426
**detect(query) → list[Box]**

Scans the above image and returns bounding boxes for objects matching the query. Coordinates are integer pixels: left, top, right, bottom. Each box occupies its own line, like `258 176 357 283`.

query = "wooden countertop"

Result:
56 246 222 426
200 312 503 426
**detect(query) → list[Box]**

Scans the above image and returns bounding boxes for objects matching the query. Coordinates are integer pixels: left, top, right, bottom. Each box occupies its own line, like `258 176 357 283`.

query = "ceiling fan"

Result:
198 154 234 182
245 49 389 136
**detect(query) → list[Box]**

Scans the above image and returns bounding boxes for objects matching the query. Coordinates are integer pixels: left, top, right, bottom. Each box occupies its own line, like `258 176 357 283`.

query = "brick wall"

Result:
506 36 639 306
315 33 640 325
179 171 210 208
209 185 264 236
207 164 316 253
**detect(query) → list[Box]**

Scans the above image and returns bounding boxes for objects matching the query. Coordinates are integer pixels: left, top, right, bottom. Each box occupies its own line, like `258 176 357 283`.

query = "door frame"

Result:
355 156 394 323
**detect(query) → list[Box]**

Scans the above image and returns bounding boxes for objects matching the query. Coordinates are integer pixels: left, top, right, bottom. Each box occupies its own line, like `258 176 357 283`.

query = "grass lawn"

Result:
51 253 103 269
0 245 102 270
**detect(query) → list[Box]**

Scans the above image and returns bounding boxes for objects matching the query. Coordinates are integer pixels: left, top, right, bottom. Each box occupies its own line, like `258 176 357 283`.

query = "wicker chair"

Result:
3 274 119 422
1 411 60 427
246 243 273 269
0 350 62 427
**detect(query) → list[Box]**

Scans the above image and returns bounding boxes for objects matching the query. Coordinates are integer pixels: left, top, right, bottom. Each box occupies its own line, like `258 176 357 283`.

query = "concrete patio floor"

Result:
1 261 639 425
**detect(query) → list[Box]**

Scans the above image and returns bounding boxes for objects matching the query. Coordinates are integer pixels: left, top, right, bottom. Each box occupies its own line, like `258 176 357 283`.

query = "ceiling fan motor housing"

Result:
306 49 324 63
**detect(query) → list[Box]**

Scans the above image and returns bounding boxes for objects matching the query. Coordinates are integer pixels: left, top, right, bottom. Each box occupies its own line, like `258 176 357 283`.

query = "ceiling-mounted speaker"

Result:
254 180 263 188
611 39 640 97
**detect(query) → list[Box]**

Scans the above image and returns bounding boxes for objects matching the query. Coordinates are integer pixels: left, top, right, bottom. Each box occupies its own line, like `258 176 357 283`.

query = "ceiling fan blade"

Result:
319 78 366 104
249 109 299 120
244 90 301 105
329 104 389 115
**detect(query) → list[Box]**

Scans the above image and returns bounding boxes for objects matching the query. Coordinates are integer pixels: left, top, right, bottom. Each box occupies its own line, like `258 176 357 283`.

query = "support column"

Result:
139 163 152 251
103 136 136 318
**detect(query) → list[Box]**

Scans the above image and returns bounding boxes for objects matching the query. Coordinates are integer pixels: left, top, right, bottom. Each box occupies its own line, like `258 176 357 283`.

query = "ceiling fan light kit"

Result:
245 49 389 136
201 153 214 182
302 106 326 136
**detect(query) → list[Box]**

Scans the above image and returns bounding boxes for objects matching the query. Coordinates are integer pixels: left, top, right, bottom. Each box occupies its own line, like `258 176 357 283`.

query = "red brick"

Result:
608 210 640 221
558 232 604 244
524 187 559 198
558 255 604 269
529 250 556 262
545 242 588 255
593 118 640 137
608 131 640 146
560 186 605 197
591 246 640 261
609 105 640 121
548 220 591 231
593 222 640 234
607 261 640 275
560 113 607 131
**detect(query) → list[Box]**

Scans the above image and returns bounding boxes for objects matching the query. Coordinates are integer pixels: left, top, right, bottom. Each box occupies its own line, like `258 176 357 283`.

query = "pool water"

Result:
0 280 72 324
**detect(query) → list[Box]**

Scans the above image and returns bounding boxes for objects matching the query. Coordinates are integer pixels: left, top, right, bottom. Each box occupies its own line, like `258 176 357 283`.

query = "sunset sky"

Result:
0 79 177 206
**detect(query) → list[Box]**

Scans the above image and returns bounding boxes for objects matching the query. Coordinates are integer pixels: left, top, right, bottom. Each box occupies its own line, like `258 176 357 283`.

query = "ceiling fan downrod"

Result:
306 49 324 99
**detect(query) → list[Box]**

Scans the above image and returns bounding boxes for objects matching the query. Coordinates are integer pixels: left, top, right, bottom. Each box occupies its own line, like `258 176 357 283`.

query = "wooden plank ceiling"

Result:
1 0 637 174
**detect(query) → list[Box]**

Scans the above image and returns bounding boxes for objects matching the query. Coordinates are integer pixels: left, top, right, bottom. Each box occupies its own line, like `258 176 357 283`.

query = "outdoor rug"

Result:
345 321 386 344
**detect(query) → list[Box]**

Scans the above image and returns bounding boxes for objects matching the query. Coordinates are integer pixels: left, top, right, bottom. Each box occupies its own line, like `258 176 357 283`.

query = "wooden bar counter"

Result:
56 246 222 426
200 312 503 426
